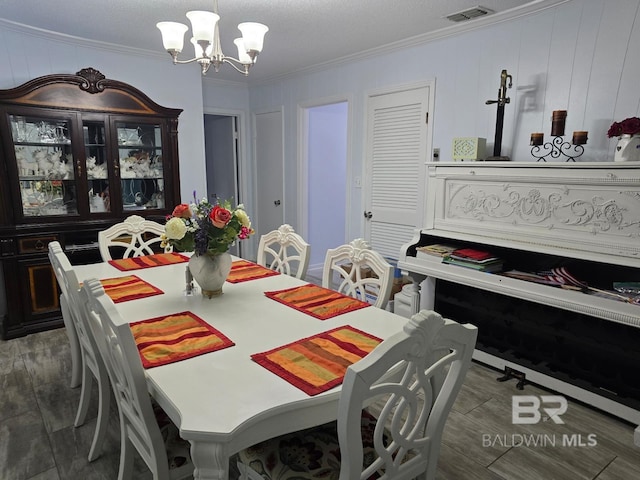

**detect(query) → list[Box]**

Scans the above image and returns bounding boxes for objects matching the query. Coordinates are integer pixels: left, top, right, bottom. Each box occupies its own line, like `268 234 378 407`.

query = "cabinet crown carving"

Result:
76 67 106 94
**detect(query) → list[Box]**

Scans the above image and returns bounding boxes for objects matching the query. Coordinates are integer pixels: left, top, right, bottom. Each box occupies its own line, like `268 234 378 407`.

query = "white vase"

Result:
188 252 232 298
614 134 640 162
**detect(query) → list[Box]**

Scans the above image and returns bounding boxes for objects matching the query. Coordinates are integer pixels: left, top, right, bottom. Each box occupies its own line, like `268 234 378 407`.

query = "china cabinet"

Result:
0 68 182 339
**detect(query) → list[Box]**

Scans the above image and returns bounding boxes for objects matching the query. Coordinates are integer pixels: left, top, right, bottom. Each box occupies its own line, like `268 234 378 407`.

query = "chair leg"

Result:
87 369 111 462
61 296 81 388
117 434 135 480
74 360 92 427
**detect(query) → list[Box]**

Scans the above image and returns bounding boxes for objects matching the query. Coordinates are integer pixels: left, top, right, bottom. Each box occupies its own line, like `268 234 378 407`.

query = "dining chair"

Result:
48 241 110 462
98 214 171 261
60 293 81 388
257 224 310 279
234 309 478 480
80 277 193 480
47 240 81 390
322 238 394 309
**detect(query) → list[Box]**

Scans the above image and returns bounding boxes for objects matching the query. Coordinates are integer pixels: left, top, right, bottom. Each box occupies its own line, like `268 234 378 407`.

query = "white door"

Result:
254 109 284 237
364 84 432 260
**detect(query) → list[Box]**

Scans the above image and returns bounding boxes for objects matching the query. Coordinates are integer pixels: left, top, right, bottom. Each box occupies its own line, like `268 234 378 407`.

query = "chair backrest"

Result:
48 241 73 307
322 238 394 309
48 241 103 380
80 277 174 479
98 214 170 261
337 309 478 480
257 224 310 279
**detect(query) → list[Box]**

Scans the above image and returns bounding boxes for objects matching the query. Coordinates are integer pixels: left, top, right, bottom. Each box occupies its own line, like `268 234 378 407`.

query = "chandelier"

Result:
157 0 268 76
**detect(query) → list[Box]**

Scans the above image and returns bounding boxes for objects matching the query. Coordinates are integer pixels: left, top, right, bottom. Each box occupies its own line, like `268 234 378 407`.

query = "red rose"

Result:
607 122 622 138
621 117 640 135
608 117 640 137
210 206 231 228
172 203 192 218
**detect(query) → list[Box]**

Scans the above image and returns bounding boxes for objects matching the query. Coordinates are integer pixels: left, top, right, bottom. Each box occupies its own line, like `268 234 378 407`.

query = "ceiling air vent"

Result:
445 6 494 22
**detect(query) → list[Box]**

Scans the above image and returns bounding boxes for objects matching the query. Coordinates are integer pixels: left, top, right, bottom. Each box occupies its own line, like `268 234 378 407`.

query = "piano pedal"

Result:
496 366 527 390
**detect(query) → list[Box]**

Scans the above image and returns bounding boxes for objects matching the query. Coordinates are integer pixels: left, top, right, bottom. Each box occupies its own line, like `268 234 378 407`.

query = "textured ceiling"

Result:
0 0 551 83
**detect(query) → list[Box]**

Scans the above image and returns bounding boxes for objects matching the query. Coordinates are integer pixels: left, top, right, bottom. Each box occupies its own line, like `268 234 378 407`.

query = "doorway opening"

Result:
301 101 349 280
204 113 241 256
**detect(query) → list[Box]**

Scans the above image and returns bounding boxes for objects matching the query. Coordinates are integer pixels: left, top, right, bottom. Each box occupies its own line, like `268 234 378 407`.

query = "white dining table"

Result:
74 256 408 480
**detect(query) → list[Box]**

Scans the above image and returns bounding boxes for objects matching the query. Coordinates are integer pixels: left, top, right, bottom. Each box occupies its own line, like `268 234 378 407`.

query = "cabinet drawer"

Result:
18 236 59 254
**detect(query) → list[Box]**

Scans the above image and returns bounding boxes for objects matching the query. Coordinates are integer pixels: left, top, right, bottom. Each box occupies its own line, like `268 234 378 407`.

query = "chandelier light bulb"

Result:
186 11 219 43
156 22 189 52
238 23 269 53
234 38 253 65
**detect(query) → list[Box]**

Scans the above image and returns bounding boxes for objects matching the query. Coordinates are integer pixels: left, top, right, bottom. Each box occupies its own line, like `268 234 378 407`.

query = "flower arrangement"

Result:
607 117 640 138
162 194 254 256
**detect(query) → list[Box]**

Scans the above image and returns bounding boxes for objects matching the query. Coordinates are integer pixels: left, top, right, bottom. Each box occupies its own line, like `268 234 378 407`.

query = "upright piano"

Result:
397 162 640 445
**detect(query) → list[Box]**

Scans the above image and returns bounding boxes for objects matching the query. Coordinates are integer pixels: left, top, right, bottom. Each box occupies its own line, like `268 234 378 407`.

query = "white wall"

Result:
0 20 208 204
202 0 639 241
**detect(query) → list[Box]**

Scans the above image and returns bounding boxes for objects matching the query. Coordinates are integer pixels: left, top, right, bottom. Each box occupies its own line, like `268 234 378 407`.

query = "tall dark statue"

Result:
485 69 513 160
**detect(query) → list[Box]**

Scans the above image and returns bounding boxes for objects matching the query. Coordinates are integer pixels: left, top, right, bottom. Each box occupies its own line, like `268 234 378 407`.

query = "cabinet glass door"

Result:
116 122 165 212
84 121 110 213
10 114 78 217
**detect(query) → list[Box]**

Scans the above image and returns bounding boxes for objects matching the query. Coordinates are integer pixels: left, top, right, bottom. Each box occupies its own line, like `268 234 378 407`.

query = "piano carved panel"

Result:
426 163 640 265
447 183 640 234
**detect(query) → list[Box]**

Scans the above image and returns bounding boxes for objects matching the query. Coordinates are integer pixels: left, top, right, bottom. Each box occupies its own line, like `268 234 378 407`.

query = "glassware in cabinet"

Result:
116 121 165 211
10 114 78 217
84 121 110 213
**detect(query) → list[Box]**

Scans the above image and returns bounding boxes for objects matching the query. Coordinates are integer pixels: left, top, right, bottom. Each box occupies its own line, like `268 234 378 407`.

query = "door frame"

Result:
203 106 252 257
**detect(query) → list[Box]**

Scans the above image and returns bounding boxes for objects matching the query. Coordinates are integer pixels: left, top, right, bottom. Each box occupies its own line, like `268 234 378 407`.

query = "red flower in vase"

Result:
607 117 640 138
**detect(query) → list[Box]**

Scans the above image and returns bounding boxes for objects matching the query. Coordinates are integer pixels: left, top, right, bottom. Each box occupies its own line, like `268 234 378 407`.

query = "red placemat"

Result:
108 252 189 271
100 275 163 303
251 325 382 395
131 311 235 368
264 283 370 320
227 259 280 283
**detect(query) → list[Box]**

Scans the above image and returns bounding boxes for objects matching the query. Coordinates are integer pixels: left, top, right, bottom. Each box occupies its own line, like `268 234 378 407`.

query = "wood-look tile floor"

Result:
1 327 639 480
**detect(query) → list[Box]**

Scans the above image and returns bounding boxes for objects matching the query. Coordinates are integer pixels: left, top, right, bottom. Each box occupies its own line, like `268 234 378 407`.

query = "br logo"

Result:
512 395 567 424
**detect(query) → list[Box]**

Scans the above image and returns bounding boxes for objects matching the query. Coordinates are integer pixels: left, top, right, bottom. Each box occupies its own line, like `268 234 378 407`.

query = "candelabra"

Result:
530 110 588 162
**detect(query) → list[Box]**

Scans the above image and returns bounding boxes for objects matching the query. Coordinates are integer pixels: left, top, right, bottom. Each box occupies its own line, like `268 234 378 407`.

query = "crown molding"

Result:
0 17 165 60
249 0 572 87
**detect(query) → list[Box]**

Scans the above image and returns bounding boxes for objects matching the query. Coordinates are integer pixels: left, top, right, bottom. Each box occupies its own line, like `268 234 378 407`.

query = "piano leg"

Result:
394 274 436 318
420 276 436 310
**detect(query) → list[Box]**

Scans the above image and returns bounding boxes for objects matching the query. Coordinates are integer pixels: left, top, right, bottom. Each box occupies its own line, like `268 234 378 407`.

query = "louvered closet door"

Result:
364 86 430 259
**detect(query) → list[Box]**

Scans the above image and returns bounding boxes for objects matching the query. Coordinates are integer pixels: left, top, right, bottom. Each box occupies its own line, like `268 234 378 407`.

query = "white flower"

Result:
165 217 187 240
235 208 251 228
